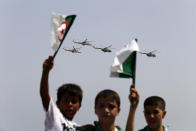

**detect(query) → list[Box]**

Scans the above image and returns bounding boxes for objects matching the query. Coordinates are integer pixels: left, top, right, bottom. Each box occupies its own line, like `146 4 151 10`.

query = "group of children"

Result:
40 56 168 131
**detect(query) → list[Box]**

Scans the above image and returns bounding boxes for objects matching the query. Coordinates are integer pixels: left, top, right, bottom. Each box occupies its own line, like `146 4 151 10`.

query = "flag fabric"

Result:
50 12 76 51
110 39 139 78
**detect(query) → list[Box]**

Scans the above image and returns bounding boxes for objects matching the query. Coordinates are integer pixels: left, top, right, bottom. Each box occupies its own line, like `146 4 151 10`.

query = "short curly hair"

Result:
144 96 166 110
57 83 83 105
95 89 120 107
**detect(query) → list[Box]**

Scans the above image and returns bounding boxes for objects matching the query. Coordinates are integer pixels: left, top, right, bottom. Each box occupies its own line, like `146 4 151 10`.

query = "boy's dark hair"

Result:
95 89 120 107
144 96 166 110
57 83 83 104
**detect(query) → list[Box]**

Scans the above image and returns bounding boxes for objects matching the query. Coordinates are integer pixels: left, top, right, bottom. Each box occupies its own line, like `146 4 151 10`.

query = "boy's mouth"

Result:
66 109 74 113
64 109 75 115
102 114 111 118
148 120 156 125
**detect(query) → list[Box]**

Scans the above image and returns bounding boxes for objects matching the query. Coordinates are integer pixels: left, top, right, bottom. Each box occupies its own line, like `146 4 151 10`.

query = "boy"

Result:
40 56 83 131
78 89 122 131
126 87 168 131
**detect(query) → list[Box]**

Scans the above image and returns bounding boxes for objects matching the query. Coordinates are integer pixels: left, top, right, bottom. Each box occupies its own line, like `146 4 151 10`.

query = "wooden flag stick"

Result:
132 38 138 88
131 47 137 103
53 41 63 58
132 51 137 87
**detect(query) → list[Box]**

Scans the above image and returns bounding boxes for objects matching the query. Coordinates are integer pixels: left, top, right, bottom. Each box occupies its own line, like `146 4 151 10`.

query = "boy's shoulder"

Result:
77 125 94 131
77 121 123 131
94 121 123 131
139 125 168 131
138 126 149 131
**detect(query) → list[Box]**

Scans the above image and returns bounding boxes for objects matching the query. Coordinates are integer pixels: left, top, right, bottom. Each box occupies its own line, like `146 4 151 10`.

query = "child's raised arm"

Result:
40 56 54 111
125 85 140 131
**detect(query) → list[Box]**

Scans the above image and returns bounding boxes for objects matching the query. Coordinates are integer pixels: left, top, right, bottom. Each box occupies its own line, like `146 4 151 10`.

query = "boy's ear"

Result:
117 107 120 115
162 110 167 118
95 107 98 115
56 101 59 106
79 103 82 109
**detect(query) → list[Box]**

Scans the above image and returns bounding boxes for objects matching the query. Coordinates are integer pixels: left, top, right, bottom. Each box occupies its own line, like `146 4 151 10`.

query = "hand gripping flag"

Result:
110 39 139 80
50 12 76 58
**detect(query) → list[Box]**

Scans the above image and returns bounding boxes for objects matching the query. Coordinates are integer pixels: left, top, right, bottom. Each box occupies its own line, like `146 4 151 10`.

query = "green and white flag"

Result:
110 39 139 78
51 12 76 51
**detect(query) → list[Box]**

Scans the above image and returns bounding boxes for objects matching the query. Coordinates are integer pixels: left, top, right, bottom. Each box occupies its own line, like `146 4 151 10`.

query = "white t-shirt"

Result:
44 98 79 131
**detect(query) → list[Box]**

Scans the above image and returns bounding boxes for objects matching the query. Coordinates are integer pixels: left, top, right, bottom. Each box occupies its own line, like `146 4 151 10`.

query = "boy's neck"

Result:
149 126 164 131
98 121 116 131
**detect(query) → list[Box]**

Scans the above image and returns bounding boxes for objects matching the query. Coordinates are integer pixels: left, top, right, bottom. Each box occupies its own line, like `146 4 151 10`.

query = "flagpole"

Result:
53 40 63 58
131 39 138 103
132 38 138 88
53 15 76 59
132 51 137 87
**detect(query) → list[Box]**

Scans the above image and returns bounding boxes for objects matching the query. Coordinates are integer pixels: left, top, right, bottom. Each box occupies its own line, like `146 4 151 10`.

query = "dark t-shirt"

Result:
139 125 168 131
77 121 123 131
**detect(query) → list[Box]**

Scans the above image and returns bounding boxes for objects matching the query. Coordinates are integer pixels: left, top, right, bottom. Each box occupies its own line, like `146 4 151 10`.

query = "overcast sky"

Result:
1 0 196 131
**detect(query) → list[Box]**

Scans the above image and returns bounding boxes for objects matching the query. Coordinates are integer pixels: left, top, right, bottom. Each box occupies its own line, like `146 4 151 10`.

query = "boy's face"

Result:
95 96 120 124
57 93 80 120
144 105 166 130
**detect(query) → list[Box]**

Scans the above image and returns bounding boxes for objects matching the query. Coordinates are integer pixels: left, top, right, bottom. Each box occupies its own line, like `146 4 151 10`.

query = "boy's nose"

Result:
150 113 155 118
104 107 110 112
67 101 73 106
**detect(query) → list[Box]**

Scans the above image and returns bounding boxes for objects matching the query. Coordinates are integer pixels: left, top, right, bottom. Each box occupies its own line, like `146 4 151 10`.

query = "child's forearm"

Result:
125 106 137 131
126 85 139 131
40 69 51 111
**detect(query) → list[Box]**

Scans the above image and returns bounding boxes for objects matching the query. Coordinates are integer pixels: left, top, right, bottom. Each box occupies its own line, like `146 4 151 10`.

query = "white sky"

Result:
1 0 196 131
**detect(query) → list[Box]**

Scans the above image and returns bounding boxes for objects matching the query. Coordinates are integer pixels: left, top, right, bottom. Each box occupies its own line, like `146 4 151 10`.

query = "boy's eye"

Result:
64 99 78 104
71 99 78 104
144 110 160 115
98 104 105 108
108 104 116 110
152 110 159 115
97 103 117 110
144 111 151 115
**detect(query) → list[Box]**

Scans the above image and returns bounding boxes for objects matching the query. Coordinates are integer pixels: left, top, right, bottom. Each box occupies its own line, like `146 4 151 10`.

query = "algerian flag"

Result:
50 12 76 52
110 39 139 79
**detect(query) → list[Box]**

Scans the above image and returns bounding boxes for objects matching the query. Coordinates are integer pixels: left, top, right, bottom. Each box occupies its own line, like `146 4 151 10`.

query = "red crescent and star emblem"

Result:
58 21 69 42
